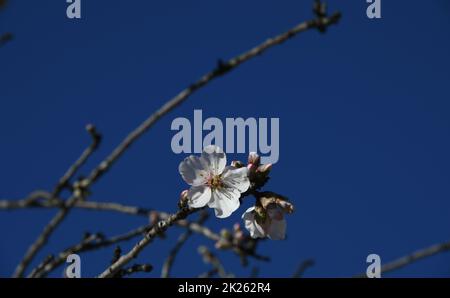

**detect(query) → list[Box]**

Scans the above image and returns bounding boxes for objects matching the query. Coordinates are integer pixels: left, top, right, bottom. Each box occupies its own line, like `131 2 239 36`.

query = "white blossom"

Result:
179 145 250 218
242 205 287 240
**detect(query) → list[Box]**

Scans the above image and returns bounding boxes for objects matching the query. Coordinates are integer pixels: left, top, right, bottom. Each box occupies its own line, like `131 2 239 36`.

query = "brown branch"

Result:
0 32 13 47
198 268 218 278
118 264 153 278
80 3 340 189
0 192 151 216
51 124 101 198
30 227 150 278
98 207 198 278
161 210 209 278
292 259 315 278
5 1 340 278
13 125 101 278
98 3 341 278
1 194 269 264
198 245 232 278
354 240 450 278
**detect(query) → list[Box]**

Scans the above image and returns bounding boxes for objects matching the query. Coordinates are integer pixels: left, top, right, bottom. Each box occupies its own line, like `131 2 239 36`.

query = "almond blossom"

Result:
242 196 294 240
178 145 250 218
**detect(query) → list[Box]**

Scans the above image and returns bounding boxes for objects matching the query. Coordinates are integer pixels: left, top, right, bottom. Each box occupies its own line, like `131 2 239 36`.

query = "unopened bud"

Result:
258 191 290 210
233 223 241 233
220 228 232 239
277 199 295 214
248 152 261 166
149 211 160 225
178 189 189 208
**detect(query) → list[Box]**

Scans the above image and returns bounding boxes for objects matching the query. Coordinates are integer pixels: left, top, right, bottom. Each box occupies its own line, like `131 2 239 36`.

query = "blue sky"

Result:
1 0 450 277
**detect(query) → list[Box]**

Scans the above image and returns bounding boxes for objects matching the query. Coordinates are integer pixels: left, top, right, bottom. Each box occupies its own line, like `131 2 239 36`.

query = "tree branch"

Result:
198 245 232 278
292 259 315 278
6 1 340 278
161 211 209 278
30 228 149 278
13 125 101 278
98 207 198 278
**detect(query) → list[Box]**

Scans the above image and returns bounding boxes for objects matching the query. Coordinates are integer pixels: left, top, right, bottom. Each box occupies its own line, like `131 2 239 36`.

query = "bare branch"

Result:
51 124 101 198
28 255 55 278
82 4 340 188
118 264 153 278
0 32 13 47
5 1 340 278
198 268 218 278
292 259 315 278
98 207 198 278
13 125 101 278
30 227 150 278
1 195 268 263
161 211 209 278
198 245 232 278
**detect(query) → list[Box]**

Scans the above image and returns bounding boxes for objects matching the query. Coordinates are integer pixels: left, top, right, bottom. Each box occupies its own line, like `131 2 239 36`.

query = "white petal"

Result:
201 145 226 175
242 207 266 239
221 167 250 193
179 155 209 186
187 185 212 208
208 188 240 218
267 219 286 240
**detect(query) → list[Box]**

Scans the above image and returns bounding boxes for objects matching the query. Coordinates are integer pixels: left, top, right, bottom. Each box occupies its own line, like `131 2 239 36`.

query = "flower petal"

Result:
201 145 226 175
221 166 250 193
242 207 266 239
267 205 285 221
179 155 209 186
267 218 286 240
187 185 212 208
208 187 240 218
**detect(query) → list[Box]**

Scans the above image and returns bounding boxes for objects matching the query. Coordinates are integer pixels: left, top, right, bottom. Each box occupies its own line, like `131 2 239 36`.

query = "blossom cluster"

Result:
178 145 294 240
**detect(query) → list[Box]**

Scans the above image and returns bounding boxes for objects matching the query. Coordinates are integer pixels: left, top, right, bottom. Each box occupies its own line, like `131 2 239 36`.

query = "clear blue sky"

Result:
1 0 450 277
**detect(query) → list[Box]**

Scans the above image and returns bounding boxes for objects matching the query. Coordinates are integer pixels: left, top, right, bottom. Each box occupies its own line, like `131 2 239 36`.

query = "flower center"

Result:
208 175 224 190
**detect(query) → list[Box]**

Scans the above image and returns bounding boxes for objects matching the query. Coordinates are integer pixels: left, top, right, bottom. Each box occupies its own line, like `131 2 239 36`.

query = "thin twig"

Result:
31 227 150 278
13 125 101 278
118 264 153 278
161 210 209 278
0 192 151 216
198 245 232 278
249 267 259 278
1 194 269 264
292 259 315 278
8 1 340 278
51 124 101 198
198 269 218 278
28 255 55 278
98 4 341 278
98 207 198 278
0 32 13 47
81 3 341 188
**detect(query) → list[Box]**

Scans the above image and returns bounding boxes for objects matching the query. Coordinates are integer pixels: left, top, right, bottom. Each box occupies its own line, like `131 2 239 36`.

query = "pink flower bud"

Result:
248 152 261 166
277 200 294 214
180 189 189 200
